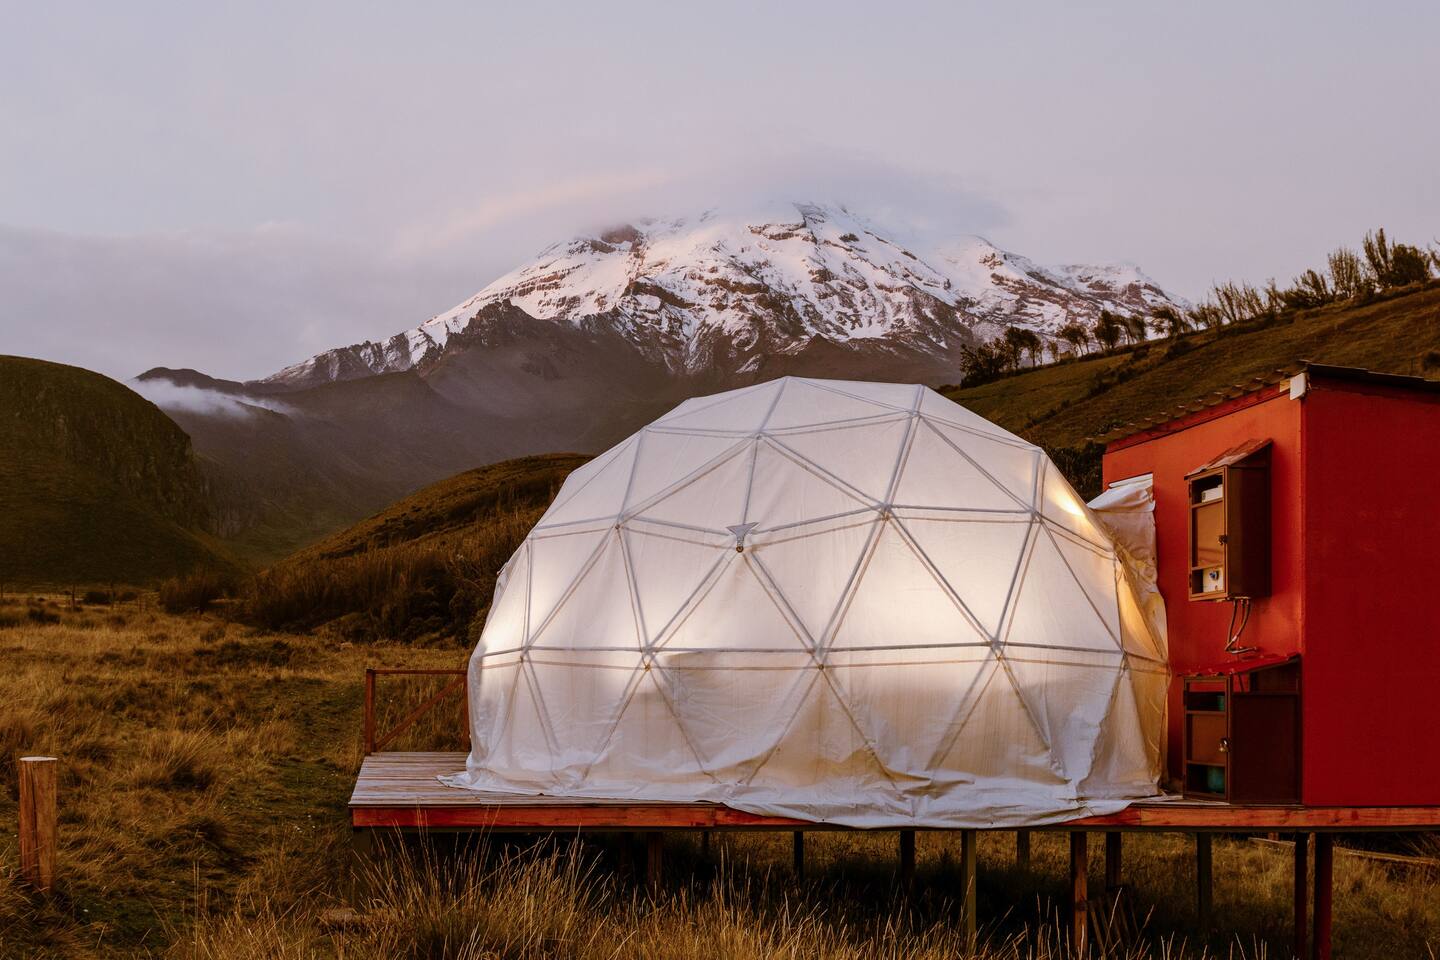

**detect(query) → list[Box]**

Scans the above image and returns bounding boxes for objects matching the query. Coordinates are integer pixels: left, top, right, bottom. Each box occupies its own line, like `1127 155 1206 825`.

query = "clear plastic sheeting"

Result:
442 378 1168 827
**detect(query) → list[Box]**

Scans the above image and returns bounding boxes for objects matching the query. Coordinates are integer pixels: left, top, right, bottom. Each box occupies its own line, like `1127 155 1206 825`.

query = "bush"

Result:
26 605 60 625
159 569 232 614
82 589 112 605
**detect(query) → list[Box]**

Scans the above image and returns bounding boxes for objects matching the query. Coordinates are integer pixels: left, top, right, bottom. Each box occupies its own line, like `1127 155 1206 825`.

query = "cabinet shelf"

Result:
1186 442 1270 601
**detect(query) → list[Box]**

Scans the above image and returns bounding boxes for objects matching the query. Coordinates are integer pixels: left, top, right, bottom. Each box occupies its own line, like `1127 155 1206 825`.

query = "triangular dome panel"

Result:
659 554 809 652
926 420 1040 508
826 646 995 783
538 438 639 528
749 514 879 645
623 431 749 514
527 535 640 651
830 520 992 650
744 439 873 532
893 420 1031 512
1004 530 1122 654
623 527 731 646
765 378 903 430
770 415 912 502
899 515 1033 639
656 380 783 432
631 440 753 530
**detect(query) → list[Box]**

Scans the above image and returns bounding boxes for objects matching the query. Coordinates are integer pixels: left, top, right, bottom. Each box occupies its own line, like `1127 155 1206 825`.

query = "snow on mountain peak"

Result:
266 201 1183 387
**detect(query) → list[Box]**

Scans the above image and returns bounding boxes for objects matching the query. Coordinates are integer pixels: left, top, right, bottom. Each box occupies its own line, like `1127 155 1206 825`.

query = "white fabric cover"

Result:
443 378 1168 827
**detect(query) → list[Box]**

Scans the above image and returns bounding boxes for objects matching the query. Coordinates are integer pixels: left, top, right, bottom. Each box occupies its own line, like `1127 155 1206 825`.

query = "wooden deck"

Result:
350 752 1440 832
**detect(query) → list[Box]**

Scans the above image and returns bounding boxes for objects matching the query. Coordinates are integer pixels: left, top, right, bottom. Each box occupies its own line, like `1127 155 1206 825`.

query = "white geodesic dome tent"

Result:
444 377 1168 827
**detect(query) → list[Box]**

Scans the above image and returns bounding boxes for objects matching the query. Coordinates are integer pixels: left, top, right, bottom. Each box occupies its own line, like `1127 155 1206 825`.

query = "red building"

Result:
1101 363 1440 807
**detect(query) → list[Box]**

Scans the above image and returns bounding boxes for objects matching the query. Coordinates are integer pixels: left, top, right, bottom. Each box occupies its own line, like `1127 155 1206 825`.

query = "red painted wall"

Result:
1103 386 1304 787
1300 382 1440 805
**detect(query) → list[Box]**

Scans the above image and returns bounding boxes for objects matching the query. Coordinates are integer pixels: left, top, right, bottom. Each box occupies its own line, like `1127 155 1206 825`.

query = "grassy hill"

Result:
0 356 233 586
239 453 589 642
944 284 1440 495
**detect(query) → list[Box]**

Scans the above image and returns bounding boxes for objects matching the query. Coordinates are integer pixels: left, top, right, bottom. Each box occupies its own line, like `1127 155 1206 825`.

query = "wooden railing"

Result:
363 667 469 754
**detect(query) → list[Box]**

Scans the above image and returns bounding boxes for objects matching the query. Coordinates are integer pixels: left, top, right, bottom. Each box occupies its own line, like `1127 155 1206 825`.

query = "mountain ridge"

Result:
264 202 1183 389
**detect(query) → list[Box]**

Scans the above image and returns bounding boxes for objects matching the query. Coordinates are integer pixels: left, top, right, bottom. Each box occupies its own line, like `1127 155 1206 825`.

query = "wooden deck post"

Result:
1313 834 1333 960
1104 831 1122 895
349 827 375 902
1015 829 1031 871
1070 832 1088 955
898 829 916 891
792 831 805 879
1293 833 1309 960
959 828 978 949
1195 833 1213 928
646 833 664 896
19 757 58 893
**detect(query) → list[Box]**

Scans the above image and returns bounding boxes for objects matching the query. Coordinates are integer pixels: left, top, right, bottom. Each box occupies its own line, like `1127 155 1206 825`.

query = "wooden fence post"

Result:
792 831 805 879
1016 829 1031 871
19 756 58 893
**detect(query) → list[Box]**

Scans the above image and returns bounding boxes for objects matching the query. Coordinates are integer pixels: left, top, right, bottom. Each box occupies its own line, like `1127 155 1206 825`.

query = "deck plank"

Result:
348 752 1440 831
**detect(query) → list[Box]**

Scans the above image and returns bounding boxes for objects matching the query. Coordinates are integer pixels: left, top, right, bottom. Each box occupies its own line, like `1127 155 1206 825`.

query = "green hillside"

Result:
0 356 232 585
242 453 589 641
943 284 1440 495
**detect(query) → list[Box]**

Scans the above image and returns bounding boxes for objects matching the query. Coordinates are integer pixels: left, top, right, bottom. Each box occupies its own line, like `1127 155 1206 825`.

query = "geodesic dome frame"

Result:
444 377 1168 827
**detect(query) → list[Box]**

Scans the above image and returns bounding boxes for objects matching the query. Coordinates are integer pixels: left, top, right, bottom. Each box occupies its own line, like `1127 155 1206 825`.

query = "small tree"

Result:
1327 246 1371 301
1186 300 1224 330
1002 326 1041 369
1150 305 1189 339
1057 320 1091 355
1212 280 1267 325
1278 269 1334 310
1092 311 1123 352
1120 312 1148 345
1389 244 1433 288
959 339 1007 386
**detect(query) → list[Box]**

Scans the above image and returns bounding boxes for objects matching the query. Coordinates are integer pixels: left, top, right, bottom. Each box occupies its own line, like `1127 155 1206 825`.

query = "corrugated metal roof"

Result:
1186 438 1271 477
1094 362 1440 446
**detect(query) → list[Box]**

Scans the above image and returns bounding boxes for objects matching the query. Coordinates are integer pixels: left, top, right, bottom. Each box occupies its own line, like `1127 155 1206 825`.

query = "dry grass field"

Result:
2 596 1437 959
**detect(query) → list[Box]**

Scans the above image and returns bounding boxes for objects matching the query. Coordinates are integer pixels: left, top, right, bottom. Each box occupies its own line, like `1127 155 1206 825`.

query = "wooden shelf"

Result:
1185 444 1270 601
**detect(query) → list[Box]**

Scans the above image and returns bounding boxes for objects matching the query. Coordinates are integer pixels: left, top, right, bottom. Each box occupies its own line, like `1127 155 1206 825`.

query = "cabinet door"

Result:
1228 693 1299 804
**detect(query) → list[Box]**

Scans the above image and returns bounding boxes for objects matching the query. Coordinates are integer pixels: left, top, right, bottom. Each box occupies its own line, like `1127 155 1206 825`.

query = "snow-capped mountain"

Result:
266 202 1181 388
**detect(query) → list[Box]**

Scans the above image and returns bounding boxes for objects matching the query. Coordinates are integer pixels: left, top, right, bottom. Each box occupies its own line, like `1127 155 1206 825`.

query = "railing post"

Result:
19 756 58 893
460 670 471 753
364 669 376 754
